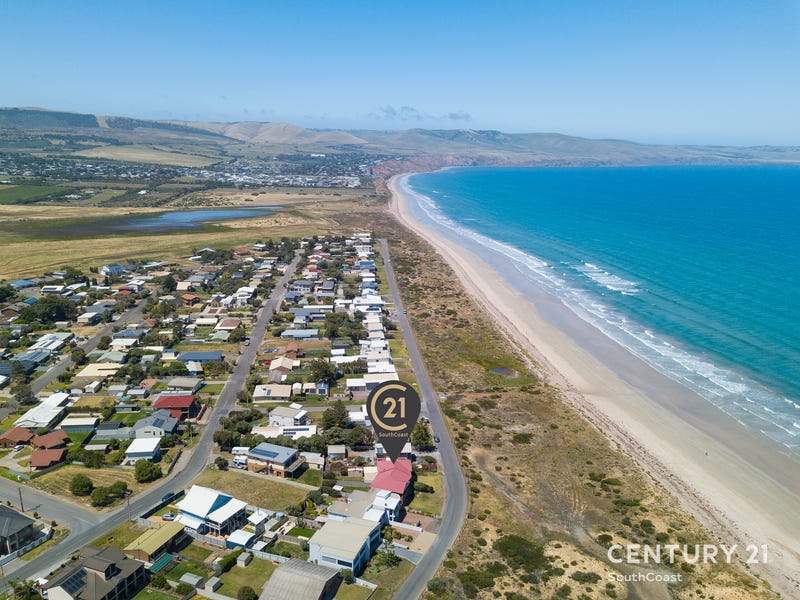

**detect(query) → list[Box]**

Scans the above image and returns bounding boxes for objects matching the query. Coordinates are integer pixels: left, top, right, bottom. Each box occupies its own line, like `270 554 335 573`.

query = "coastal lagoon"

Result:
405 166 800 454
107 206 281 233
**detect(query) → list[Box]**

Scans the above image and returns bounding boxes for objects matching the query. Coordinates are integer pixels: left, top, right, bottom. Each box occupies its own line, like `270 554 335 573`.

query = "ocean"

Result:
403 166 800 453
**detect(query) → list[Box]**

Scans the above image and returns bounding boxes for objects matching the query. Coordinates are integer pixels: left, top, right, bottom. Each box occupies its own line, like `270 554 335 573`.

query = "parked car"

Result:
162 512 175 521
12 444 24 452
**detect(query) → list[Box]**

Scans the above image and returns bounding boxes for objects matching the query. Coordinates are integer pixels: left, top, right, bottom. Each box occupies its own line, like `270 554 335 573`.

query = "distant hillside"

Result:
177 120 369 146
0 107 98 129
2 107 800 167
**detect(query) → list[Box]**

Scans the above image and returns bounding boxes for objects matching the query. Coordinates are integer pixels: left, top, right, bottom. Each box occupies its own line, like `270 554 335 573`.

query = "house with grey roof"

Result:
246 442 305 478
259 559 341 600
131 409 179 438
44 545 147 600
0 505 36 555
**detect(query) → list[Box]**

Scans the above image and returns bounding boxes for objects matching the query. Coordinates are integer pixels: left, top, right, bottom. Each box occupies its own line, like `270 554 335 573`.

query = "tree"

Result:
97 335 111 350
134 459 162 483
82 451 105 468
236 587 258 600
18 295 77 324
11 382 34 405
158 274 177 292
321 400 348 430
150 574 168 589
213 429 239 451
110 480 128 497
215 457 229 471
340 569 355 584
70 474 94 496
410 421 434 450
346 425 373 448
229 327 247 343
90 486 112 507
309 359 338 386
70 347 87 366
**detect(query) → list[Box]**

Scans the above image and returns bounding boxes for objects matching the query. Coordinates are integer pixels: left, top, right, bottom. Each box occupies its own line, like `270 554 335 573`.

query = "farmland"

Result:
0 184 69 204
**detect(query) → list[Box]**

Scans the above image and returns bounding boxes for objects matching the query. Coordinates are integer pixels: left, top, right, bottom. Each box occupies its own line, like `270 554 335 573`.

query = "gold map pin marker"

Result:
366 381 421 463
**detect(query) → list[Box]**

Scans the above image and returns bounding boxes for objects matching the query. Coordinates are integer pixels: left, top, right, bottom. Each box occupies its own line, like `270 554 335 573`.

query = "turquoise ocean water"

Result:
404 166 800 453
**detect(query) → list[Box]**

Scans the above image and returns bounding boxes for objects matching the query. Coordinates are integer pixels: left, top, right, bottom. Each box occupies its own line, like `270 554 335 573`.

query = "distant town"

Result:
0 232 440 600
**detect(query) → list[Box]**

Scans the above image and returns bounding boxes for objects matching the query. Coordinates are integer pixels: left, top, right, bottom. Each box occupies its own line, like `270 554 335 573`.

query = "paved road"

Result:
2 253 301 585
31 298 151 395
379 239 467 600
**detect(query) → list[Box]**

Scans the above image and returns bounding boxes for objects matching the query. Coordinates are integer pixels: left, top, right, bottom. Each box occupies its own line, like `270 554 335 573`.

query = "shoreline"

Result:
388 173 800 596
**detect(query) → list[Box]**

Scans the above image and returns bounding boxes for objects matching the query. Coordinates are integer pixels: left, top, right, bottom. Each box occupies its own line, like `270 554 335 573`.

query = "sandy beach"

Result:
388 174 800 596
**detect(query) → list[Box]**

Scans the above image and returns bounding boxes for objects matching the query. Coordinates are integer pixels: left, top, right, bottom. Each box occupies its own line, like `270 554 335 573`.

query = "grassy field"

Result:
0 184 69 204
133 590 177 600
217 558 277 595
193 467 308 510
74 145 220 167
270 540 308 560
92 520 150 548
361 558 415 600
177 542 213 562
334 583 373 600
408 472 443 516
166 559 211 580
0 223 321 279
297 468 322 487
31 464 144 501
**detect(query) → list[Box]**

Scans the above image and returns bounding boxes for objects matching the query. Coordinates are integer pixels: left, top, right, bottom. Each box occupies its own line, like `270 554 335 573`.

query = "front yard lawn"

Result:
217 558 277 595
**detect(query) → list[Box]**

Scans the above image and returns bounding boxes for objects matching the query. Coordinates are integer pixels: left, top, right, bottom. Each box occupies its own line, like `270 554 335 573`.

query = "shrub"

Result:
427 578 447 594
134 459 162 483
236 586 257 600
414 482 434 493
109 480 128 497
90 487 112 507
511 432 532 444
571 571 601 584
493 535 547 572
70 474 94 496
175 583 194 595
218 549 242 574
340 569 354 584
150 574 167 589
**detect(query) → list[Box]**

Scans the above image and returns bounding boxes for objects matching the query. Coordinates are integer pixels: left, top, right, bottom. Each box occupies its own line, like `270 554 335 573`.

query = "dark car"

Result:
434 435 441 444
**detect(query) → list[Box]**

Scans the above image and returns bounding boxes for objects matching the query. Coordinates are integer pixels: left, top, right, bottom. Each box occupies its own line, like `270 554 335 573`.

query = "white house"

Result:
124 438 161 464
268 405 309 428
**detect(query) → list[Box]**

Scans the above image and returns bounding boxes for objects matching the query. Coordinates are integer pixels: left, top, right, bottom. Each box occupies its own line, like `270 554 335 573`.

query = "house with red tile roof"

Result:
30 448 66 470
153 394 199 420
370 458 415 505
0 427 33 448
31 430 70 449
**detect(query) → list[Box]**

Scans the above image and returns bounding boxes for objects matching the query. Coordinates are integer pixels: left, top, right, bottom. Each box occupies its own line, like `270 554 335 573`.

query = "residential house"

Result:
175 485 247 536
181 294 202 307
308 517 383 576
166 376 204 394
30 448 66 470
252 384 292 403
123 521 187 563
101 263 125 277
326 445 347 461
371 458 415 505
124 438 161 464
0 505 36 554
0 426 33 448
328 488 402 524
268 405 309 428
300 452 326 471
131 410 179 438
59 417 100 434
259 559 341 600
246 442 305 478
176 351 222 363
152 394 199 420
44 546 147 600
31 430 70 449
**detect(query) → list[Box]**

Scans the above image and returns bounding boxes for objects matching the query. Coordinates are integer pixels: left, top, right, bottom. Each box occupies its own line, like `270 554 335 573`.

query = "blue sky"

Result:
2 0 799 144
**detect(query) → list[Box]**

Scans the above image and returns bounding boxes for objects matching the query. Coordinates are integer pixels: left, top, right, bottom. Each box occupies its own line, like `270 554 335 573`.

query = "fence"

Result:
249 548 290 563
0 527 53 566
166 448 183 474
184 528 226 548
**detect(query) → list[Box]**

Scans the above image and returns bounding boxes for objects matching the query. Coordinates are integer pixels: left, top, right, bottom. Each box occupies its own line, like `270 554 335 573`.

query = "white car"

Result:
12 444 24 452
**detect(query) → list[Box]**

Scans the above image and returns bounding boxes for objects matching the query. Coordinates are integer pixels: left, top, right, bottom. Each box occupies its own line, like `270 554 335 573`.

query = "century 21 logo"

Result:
368 381 421 433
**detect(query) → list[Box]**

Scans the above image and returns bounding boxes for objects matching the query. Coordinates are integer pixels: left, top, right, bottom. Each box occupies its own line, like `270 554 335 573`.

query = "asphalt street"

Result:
380 239 467 600
2 253 301 585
